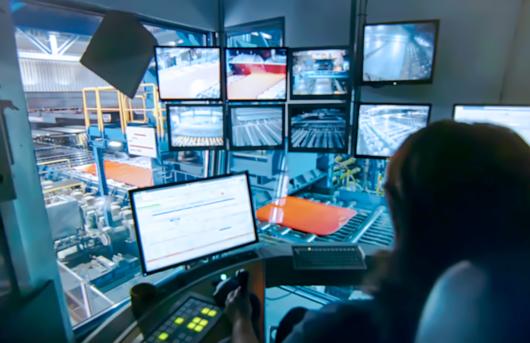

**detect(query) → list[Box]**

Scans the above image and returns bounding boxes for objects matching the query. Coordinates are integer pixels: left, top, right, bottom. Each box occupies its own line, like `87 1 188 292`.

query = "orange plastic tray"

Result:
257 196 356 236
83 161 153 188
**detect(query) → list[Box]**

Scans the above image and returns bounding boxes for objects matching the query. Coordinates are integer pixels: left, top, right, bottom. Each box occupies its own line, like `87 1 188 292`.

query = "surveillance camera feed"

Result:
454 105 530 144
226 48 287 100
289 105 348 152
356 104 430 157
168 105 224 149
291 48 350 97
230 106 284 149
155 47 221 100
363 21 438 83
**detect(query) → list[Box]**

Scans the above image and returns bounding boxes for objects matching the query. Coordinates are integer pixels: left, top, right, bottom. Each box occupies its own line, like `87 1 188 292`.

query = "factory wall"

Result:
54 0 219 31
225 0 528 121
501 0 530 104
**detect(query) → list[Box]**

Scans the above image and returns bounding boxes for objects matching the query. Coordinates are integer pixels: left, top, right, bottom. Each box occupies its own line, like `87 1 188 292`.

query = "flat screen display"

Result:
155 46 221 100
229 106 285 150
356 104 431 158
130 173 258 274
167 105 224 150
226 48 287 101
363 21 438 84
453 105 530 144
291 48 350 99
288 104 349 153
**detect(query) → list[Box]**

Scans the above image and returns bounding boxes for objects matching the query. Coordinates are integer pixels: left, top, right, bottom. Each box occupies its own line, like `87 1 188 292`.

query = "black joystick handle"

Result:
235 269 249 293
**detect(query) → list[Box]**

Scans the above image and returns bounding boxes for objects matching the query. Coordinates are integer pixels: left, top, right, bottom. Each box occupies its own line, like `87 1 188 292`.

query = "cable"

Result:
265 288 295 301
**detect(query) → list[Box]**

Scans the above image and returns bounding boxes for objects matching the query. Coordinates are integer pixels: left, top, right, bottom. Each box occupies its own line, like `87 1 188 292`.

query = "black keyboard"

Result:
292 244 366 270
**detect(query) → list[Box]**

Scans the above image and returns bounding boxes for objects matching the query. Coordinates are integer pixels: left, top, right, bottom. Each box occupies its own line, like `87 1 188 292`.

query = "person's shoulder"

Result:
284 301 377 343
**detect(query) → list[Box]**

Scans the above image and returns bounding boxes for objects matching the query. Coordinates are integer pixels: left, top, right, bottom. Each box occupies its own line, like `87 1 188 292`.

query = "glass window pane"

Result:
12 1 211 327
226 19 284 47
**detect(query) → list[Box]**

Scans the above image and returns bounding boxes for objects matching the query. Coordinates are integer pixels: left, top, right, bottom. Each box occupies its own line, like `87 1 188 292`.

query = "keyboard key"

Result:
207 310 217 317
158 332 169 341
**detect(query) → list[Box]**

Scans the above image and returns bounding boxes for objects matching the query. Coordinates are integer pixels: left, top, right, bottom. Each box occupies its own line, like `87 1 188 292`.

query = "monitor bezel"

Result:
154 45 223 101
224 47 289 102
353 102 432 160
129 171 260 276
287 103 350 154
166 104 226 151
289 46 352 100
228 104 286 151
361 19 440 86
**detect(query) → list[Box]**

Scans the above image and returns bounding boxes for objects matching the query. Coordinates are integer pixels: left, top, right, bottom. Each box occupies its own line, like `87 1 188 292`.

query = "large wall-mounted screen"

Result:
226 48 287 101
453 105 530 144
288 104 349 153
363 20 439 84
167 105 224 150
355 103 431 158
155 46 221 100
290 47 350 99
229 105 285 150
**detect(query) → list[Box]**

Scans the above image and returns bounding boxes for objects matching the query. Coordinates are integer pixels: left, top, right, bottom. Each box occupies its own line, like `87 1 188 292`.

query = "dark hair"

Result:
374 120 530 341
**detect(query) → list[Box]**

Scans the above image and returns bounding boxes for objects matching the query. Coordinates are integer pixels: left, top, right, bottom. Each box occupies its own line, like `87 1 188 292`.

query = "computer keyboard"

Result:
144 296 221 343
292 244 366 270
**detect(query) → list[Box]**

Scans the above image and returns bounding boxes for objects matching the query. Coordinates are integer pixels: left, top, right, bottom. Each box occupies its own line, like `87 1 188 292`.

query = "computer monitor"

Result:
362 20 439 85
453 105 530 144
228 105 285 150
154 46 221 100
290 47 350 99
355 103 431 158
288 104 349 153
166 105 225 150
225 47 288 101
130 172 258 275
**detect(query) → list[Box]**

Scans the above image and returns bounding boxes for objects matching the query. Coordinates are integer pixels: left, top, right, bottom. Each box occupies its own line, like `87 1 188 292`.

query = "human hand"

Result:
224 286 252 324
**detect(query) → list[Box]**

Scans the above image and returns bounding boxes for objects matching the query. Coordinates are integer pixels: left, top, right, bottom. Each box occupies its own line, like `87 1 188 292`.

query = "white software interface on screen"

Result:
132 174 256 273
454 106 530 144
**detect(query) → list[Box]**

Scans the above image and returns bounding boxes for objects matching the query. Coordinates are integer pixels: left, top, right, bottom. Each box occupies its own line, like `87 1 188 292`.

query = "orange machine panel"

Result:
83 161 153 188
256 196 356 236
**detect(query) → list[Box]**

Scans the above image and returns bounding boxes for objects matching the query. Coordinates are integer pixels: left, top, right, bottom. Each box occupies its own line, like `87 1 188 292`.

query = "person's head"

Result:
384 120 530 283
372 120 530 340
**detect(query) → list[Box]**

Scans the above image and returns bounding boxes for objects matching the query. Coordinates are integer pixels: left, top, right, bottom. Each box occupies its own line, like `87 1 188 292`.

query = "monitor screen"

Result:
130 173 258 274
288 104 349 153
226 48 287 101
229 106 285 150
363 21 438 84
155 46 221 100
291 48 350 99
167 105 224 150
356 104 431 158
453 105 530 144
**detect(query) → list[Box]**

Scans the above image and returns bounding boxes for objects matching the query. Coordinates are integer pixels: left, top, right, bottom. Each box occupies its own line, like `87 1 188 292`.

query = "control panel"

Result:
144 295 221 343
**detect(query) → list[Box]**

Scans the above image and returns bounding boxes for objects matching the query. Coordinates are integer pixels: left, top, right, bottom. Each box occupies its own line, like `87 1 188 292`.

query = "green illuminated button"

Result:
158 332 169 341
199 319 208 326
192 317 201 323
194 325 204 333
207 310 217 317
187 323 196 330
201 308 210 315
174 317 185 325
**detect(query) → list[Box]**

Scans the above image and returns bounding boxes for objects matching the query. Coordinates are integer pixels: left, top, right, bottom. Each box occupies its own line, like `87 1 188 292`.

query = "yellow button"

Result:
207 310 217 317
174 317 185 325
194 325 204 333
201 308 210 315
192 317 201 323
200 319 208 326
187 323 196 330
158 332 169 341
